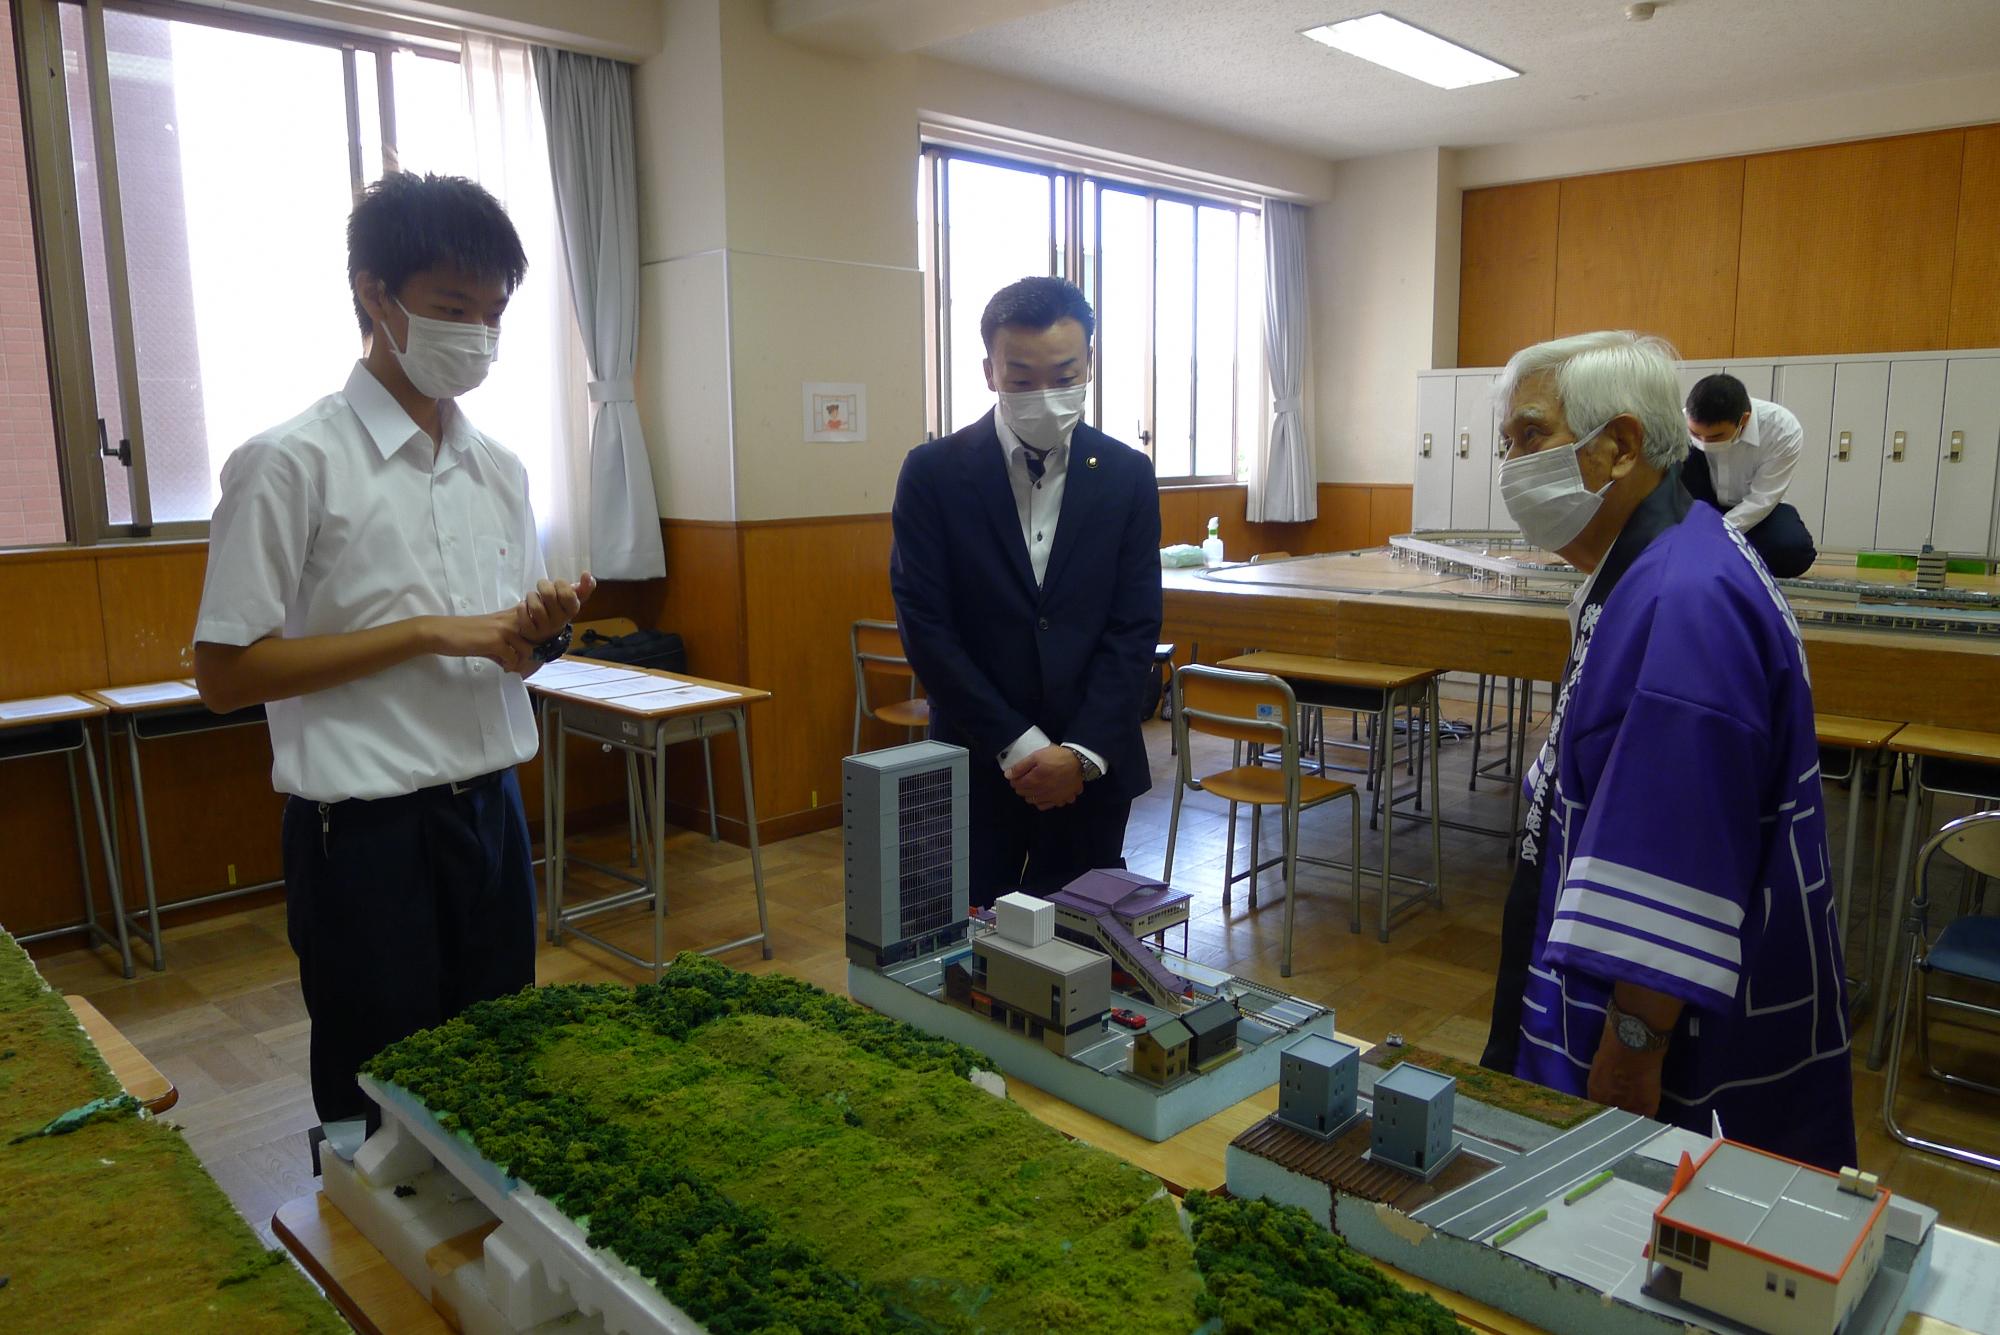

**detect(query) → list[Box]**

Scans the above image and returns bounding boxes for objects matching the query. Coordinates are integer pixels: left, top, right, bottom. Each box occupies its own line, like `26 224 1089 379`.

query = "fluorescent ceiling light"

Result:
1302 13 1519 90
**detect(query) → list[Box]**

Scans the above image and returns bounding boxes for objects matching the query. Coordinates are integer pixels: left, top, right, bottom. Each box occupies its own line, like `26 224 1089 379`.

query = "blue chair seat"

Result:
1923 915 2000 987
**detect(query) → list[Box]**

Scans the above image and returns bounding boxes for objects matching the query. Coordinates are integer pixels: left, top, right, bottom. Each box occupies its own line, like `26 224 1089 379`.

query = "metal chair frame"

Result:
850 619 929 753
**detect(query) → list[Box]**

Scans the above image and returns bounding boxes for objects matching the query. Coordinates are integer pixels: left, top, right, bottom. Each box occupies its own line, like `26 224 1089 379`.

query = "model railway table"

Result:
528 659 774 975
1164 550 2000 733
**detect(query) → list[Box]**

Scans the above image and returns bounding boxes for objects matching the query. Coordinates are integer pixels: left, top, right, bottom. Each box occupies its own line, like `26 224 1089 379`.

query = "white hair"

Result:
1495 330 1688 470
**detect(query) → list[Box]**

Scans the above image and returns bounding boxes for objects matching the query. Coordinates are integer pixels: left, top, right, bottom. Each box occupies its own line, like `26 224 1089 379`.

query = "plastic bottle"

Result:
1201 517 1224 567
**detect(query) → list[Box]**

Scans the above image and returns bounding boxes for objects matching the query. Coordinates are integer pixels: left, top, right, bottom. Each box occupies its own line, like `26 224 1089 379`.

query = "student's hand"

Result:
1007 746 1084 811
423 612 538 674
516 572 598 643
1586 1026 1665 1117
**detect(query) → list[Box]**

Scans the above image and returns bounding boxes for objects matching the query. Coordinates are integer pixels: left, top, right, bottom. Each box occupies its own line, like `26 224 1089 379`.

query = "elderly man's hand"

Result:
1007 745 1084 811
1587 1026 1665 1117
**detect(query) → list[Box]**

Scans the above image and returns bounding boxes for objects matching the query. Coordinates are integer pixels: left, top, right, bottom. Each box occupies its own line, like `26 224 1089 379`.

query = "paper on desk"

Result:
560 677 679 701
97 681 200 707
615 684 737 710
0 694 89 721
539 667 644 690
1907 1225 2000 1332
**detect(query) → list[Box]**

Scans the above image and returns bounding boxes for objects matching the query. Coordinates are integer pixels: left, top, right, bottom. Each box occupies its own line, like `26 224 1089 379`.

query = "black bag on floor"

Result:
574 628 688 674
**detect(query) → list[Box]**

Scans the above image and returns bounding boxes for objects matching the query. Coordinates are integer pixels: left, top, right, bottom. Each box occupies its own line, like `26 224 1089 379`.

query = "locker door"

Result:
1413 375 1456 529
1770 362 1834 543
1874 359 1946 550
1677 362 1720 408
1821 362 1890 551
1488 436 1512 534
1933 357 2000 555
1722 363 1774 400
1451 374 1496 528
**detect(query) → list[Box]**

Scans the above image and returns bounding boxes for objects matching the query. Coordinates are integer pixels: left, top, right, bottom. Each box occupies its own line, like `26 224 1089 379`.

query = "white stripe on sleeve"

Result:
1547 917 1740 1000
1565 855 1744 930
1555 886 1742 968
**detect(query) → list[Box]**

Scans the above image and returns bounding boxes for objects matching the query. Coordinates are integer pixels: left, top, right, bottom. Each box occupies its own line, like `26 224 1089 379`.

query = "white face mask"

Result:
385 297 498 400
1498 421 1614 554
997 384 1088 451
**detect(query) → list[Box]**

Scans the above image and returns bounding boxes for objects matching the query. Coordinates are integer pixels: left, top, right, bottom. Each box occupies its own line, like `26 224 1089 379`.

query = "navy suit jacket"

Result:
889 412 1163 802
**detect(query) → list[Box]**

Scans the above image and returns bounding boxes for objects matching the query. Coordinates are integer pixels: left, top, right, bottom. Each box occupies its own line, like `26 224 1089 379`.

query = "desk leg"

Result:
540 702 558 942
1838 747 1864 956
123 719 165 970
551 704 569 945
81 729 134 979
65 754 100 953
1378 695 1393 943
733 709 773 959
701 737 719 843
1428 677 1442 908
652 728 668 979
1869 756 1924 1069
1864 753 1893 1009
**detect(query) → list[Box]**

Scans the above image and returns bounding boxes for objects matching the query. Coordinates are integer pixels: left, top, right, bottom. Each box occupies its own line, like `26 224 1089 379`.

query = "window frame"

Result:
10 0 455 545
921 142 1260 487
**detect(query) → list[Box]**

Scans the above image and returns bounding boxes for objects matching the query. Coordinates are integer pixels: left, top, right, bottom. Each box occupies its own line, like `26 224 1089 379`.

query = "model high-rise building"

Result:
843 741 969 967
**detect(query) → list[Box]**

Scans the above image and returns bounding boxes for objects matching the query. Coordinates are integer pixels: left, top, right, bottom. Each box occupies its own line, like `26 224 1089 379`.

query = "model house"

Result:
1370 1062 1457 1178
842 742 968 968
1648 1141 1891 1335
1278 1034 1360 1138
1131 1017 1193 1086
1182 997 1239 1070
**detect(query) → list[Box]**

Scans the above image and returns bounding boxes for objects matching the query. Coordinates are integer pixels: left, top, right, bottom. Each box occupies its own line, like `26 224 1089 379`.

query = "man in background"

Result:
890 276 1162 908
1683 372 1817 577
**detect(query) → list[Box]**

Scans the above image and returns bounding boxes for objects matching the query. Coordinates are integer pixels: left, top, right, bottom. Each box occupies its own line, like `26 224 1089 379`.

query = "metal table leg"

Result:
651 726 668 979
1837 746 1864 952
1378 694 1394 942
541 701 559 941
732 709 773 959
64 753 100 956
1429 677 1443 907
1869 756 1925 1068
701 736 719 842
551 703 570 945
80 728 134 979
121 718 165 969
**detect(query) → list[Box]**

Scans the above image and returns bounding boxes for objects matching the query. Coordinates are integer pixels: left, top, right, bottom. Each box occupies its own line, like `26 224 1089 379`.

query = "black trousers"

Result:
1680 449 1818 578
282 770 537 1124
967 761 1134 908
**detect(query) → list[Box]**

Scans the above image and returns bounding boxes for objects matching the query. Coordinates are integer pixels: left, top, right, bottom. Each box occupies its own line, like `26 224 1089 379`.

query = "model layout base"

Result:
344 955 1461 1335
1227 1058 1941 1335
849 940 1334 1141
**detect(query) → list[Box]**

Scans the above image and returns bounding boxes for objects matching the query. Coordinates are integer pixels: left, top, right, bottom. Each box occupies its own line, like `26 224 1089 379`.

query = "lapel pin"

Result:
1086 456 1099 469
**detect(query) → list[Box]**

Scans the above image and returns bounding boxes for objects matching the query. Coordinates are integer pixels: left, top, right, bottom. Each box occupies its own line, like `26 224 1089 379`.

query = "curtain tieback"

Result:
589 377 636 404
1272 396 1302 415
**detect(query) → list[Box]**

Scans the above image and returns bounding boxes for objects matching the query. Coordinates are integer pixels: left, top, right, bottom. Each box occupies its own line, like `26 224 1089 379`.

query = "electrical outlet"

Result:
227 863 237 886
811 789 819 808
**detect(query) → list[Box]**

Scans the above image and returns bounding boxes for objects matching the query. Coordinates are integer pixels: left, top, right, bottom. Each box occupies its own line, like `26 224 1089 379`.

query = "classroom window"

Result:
13 0 568 543
921 145 1264 484
0 0 64 547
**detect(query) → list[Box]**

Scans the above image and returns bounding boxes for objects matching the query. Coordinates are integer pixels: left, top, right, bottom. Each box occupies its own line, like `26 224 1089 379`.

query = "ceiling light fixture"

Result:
1301 12 1519 90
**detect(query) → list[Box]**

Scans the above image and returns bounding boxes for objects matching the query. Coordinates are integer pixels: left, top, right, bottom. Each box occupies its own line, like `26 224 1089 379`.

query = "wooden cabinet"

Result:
1822 362 1891 551
1934 358 2000 554
1769 362 1833 541
1413 375 1455 529
1875 360 1948 550
1457 183 1559 370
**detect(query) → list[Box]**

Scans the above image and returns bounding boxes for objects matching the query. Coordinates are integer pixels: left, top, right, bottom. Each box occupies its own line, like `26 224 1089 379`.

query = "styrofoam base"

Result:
848 962 1334 1140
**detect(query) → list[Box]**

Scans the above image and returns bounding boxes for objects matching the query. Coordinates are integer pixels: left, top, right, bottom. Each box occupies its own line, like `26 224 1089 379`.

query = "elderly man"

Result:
1478 331 1855 1172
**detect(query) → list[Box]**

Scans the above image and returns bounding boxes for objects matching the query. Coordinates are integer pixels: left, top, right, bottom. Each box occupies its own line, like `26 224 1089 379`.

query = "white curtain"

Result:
531 46 665 580
455 35 592 580
1248 198 1316 522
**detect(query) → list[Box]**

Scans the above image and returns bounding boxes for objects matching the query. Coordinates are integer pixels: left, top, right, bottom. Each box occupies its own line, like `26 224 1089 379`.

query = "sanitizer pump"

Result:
1201 517 1224 567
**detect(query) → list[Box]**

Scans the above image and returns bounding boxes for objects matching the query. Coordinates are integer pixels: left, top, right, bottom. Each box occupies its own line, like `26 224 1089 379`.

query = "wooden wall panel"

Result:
96 543 205 682
1735 131 1965 356
1458 181 1560 369
5 551 106 697
1368 486 1413 547
1554 159 1744 358
1949 125 2000 349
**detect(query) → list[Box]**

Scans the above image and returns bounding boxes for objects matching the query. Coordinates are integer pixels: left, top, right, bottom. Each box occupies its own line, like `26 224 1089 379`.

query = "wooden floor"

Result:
32 708 2000 1253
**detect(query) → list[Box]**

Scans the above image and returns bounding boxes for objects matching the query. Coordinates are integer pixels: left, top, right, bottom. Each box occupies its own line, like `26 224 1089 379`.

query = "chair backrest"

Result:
1171 665 1301 787
852 619 914 675
1249 551 1292 564
1921 810 2000 886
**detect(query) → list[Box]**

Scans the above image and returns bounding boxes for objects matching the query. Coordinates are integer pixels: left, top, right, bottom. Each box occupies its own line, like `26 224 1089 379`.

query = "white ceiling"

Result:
919 0 2000 159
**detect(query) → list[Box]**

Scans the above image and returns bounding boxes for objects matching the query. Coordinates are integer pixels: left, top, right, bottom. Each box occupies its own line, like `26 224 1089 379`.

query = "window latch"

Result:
97 417 131 467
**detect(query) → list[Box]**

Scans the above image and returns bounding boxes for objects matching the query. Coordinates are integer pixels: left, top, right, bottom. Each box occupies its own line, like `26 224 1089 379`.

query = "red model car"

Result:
1108 1008 1147 1030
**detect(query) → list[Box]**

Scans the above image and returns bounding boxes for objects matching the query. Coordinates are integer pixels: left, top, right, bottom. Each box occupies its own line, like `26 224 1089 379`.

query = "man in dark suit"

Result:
891 277 1163 908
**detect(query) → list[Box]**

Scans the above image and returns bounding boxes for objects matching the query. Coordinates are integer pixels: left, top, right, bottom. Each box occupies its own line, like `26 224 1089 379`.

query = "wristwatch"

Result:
532 624 574 664
1605 998 1672 1053
1062 744 1103 782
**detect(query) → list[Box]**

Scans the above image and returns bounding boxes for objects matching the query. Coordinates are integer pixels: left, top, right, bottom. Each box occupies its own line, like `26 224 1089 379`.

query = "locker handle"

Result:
1421 431 1432 458
1890 430 1906 462
1948 430 1964 463
1836 431 1851 462
1458 430 1469 459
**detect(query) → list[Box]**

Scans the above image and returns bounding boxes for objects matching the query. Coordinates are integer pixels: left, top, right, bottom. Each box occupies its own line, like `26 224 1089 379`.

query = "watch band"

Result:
532 624 574 664
1605 998 1672 1052
1062 744 1103 782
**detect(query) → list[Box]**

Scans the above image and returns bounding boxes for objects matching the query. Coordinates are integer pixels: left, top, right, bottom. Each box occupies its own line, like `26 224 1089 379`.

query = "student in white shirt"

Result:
193 173 592 1161
1682 373 1818 577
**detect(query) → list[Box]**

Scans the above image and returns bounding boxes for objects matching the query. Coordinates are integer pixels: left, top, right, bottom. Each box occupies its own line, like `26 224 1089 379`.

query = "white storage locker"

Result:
1721 363 1774 400
1821 362 1891 551
1677 363 1719 403
1769 362 1833 542
1413 374 1456 529
1451 374 1496 528
1874 359 1946 550
1933 357 2000 556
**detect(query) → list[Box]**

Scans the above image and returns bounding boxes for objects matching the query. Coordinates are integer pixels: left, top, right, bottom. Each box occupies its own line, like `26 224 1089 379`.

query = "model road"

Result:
1413 1108 1662 1241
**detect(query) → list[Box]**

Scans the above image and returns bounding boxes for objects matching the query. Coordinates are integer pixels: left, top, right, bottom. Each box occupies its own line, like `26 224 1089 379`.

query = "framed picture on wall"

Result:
804 382 867 442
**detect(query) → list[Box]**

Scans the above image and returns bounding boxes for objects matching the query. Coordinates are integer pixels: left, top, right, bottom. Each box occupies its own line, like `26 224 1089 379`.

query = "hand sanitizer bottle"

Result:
1201 517 1224 567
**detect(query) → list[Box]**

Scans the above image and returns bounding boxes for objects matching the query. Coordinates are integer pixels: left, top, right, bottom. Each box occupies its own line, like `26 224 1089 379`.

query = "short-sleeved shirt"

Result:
1515 501 1856 1171
194 361 544 802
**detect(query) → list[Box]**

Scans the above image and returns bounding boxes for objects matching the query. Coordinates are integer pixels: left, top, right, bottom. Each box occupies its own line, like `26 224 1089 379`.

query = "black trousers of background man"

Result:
1680 449 1818 578
281 771 537 1125
967 760 1132 908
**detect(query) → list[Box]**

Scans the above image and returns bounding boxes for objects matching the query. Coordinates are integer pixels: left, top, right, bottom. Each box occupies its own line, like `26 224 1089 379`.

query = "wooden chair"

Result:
1164 664 1361 977
851 620 930 753
1881 810 2000 1172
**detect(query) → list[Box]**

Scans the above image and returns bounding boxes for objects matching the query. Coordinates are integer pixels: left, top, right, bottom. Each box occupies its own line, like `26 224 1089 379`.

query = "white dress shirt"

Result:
195 361 544 802
1694 397 1803 533
992 412 1107 779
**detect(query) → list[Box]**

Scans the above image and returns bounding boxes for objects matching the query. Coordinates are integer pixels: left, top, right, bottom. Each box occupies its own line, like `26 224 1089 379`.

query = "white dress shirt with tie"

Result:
1695 397 1804 533
992 412 1108 778
194 361 544 802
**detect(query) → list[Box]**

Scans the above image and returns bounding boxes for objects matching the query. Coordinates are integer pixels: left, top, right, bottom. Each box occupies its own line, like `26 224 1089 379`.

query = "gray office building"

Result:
1277 1033 1360 1138
1370 1062 1458 1178
843 741 969 967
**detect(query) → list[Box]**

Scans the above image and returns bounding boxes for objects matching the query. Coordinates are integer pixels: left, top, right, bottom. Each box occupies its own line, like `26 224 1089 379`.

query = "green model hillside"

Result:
0 931 344 1335
367 954 1463 1334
